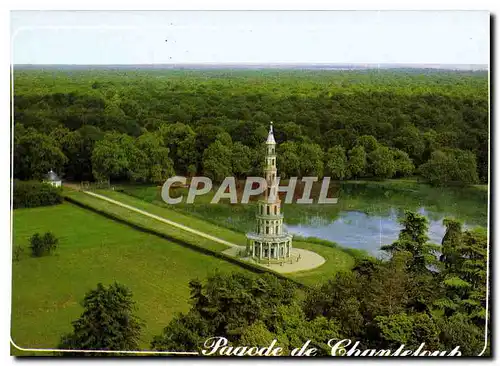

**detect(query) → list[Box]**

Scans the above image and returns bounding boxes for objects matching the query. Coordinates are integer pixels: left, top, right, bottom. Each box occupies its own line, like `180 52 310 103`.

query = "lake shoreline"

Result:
111 178 487 259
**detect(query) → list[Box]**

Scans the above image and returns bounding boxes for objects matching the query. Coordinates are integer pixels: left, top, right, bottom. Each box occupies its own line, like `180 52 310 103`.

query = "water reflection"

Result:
286 208 473 257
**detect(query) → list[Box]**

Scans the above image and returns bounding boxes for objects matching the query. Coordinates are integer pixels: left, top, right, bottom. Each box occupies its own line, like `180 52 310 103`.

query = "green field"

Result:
11 203 247 351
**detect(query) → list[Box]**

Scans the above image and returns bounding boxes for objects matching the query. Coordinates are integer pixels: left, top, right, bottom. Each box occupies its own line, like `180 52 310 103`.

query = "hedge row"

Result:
13 180 62 209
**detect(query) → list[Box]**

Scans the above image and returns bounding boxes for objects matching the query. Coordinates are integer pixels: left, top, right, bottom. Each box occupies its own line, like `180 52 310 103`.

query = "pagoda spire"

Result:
266 121 276 145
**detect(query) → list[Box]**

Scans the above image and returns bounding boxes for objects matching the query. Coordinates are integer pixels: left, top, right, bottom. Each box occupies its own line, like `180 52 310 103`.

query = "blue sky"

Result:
11 11 489 65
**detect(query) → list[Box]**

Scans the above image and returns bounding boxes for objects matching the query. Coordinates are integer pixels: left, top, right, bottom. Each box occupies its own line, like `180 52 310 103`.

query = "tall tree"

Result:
381 211 439 273
440 218 463 270
419 150 457 186
59 283 143 354
277 141 301 178
75 125 105 181
420 149 479 186
158 123 197 175
453 149 480 185
132 132 174 183
298 142 324 178
393 125 425 164
91 134 129 182
368 146 396 179
203 140 233 182
347 145 367 179
325 146 348 180
232 142 253 178
392 149 415 177
14 126 68 180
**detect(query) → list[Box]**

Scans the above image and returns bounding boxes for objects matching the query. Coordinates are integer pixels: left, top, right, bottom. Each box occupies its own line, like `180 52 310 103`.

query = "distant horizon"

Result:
12 62 489 71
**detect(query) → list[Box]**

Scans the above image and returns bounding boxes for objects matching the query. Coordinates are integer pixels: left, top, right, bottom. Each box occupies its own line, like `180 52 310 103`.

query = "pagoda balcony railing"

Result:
255 213 283 220
245 232 293 241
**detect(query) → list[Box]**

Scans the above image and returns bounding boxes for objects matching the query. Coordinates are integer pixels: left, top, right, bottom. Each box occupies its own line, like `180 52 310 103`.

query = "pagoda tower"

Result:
246 122 293 262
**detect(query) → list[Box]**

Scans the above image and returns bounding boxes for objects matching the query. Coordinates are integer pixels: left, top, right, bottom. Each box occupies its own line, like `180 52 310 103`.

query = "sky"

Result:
11 11 490 65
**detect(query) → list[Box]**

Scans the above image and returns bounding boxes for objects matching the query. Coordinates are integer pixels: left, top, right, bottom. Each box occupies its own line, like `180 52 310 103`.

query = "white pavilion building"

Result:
44 170 62 187
246 122 293 262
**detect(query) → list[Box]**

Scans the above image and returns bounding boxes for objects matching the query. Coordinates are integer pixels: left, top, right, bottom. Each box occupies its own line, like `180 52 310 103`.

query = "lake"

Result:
120 180 488 258
286 207 476 257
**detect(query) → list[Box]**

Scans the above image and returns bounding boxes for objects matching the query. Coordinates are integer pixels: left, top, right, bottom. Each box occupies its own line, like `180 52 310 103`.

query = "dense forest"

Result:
13 68 488 186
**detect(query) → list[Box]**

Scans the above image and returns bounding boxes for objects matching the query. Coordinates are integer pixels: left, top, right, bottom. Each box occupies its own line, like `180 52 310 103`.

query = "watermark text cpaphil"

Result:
161 176 339 204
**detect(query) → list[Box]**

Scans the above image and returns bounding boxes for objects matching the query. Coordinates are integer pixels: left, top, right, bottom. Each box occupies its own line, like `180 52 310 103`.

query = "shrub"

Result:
30 232 58 257
13 180 63 209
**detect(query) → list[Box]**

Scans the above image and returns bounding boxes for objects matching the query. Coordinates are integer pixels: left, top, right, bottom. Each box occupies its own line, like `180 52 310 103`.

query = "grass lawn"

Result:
288 241 355 286
64 189 229 252
11 202 247 352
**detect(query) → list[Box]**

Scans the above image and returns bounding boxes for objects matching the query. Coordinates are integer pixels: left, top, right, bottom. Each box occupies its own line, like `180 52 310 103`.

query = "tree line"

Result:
13 69 488 185
56 211 489 356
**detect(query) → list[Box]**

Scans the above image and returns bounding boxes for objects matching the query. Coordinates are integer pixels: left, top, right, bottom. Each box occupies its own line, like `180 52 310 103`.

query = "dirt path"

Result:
82 191 238 248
